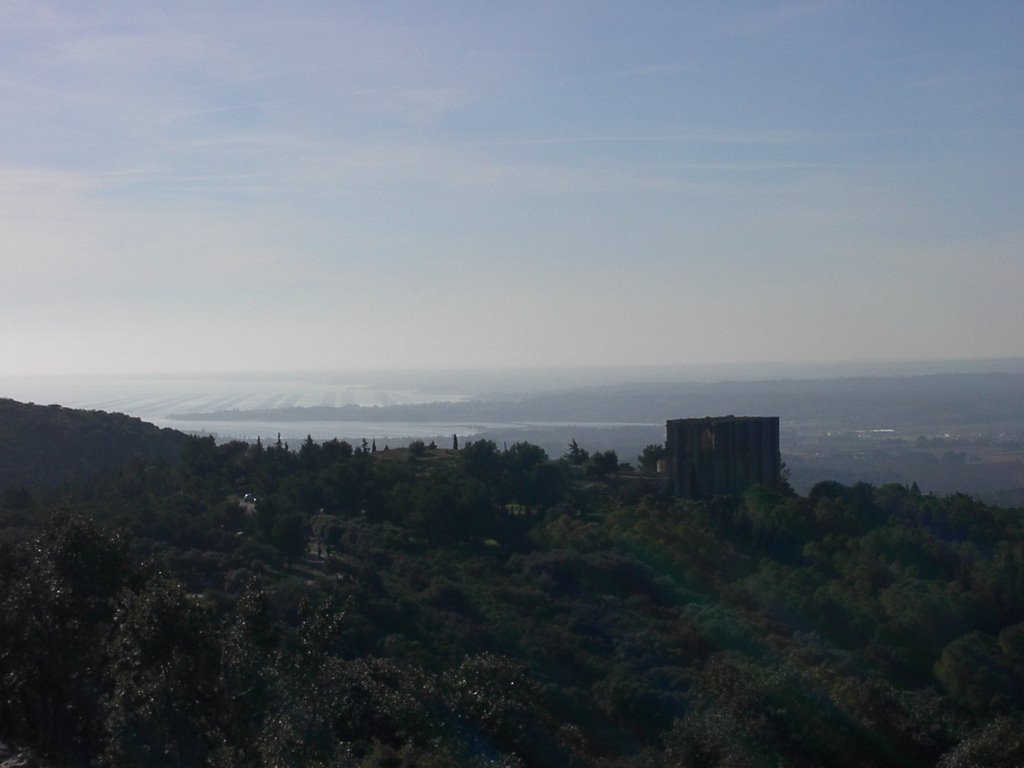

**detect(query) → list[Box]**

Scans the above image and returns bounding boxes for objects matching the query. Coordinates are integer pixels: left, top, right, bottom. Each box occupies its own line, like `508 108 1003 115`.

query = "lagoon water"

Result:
0 372 482 444
0 371 667 457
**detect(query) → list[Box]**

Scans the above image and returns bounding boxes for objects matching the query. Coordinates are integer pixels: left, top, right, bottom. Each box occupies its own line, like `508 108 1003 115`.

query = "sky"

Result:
2 1 1022 375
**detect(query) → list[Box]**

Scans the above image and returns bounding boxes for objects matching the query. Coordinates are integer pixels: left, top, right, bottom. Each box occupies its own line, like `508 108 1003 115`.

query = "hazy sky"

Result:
2 1 1022 375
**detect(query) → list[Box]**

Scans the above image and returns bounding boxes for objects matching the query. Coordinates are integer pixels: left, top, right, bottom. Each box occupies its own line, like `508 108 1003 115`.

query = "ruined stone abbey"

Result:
666 416 780 499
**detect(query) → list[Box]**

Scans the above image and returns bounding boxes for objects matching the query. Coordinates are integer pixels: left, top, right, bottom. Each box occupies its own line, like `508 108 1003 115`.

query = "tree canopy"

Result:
1 424 1023 766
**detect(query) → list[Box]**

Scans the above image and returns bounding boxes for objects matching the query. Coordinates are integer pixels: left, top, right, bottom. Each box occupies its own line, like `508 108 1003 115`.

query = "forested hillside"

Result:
2 434 1023 766
0 398 188 492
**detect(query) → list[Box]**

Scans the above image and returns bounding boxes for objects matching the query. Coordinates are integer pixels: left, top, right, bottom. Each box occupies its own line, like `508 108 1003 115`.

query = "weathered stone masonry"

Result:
666 416 780 499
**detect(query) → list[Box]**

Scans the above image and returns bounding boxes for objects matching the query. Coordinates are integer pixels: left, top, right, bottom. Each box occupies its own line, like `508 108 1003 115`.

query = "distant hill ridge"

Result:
0 398 188 490
168 372 1024 428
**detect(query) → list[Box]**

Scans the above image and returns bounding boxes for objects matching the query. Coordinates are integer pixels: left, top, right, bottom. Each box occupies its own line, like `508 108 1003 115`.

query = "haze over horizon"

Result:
3 2 1022 376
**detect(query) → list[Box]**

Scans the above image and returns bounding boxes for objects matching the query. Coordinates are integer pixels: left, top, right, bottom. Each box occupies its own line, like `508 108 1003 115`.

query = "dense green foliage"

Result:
2 430 1024 766
0 398 187 492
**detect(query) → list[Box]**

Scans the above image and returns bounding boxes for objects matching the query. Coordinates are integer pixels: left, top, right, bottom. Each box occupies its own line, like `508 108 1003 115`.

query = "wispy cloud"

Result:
348 86 472 125
0 167 116 286
160 99 295 121
2 2 1021 373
